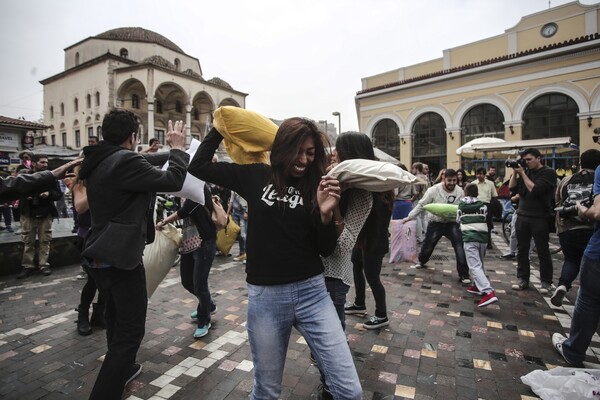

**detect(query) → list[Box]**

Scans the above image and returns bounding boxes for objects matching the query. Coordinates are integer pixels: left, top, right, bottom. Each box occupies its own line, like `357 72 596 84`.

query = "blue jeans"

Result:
558 229 592 289
247 275 362 400
180 239 216 327
87 264 147 400
419 221 469 278
562 256 600 365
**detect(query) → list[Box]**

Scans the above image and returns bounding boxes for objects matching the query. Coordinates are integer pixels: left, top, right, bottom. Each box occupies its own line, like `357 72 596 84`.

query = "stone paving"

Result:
0 227 599 400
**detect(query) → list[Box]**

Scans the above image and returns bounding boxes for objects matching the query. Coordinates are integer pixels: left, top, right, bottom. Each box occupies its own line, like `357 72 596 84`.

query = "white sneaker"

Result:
539 282 555 295
551 333 581 366
411 262 425 269
550 285 567 307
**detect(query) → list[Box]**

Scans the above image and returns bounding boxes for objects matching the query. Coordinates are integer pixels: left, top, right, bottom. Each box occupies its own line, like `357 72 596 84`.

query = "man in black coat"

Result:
79 109 189 400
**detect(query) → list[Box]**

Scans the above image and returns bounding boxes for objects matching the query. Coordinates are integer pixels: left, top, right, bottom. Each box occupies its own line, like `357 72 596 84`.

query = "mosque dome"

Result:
141 55 176 70
208 77 233 90
95 27 184 53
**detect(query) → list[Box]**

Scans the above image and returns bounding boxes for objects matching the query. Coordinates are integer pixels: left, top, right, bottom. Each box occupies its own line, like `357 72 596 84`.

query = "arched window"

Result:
50 106 54 119
132 94 140 109
86 94 91 109
74 98 79 112
97 125 102 139
372 119 400 159
156 100 163 114
120 48 128 58
175 100 182 113
75 52 80 66
174 58 180 71
60 103 65 116
460 104 505 145
193 108 199 120
522 93 579 145
412 112 447 177
95 91 100 107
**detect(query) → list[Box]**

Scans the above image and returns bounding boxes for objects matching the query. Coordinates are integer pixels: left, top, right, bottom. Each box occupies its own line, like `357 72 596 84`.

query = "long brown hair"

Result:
269 118 330 210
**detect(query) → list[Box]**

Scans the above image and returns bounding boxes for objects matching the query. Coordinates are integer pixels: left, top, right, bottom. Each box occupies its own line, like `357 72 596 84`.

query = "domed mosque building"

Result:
41 27 247 149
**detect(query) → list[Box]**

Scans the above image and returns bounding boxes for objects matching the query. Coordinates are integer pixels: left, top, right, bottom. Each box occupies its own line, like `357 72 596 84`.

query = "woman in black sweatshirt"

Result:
188 118 362 400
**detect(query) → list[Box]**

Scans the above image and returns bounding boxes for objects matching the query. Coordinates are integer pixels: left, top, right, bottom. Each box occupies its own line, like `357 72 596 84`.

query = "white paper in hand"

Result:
161 139 206 204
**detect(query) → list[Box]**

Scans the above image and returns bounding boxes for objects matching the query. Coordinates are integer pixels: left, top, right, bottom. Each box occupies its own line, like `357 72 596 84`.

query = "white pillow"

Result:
328 159 421 192
161 139 206 204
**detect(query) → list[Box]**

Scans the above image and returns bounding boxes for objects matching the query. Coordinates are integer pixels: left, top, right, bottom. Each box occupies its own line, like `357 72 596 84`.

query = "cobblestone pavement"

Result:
1 228 599 400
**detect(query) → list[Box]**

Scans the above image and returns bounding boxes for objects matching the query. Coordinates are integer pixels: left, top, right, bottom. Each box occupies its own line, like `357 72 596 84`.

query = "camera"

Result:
505 158 527 169
555 196 593 218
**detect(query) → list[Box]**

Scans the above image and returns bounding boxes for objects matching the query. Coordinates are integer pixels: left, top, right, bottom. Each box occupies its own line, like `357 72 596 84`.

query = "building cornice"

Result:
357 33 600 98
40 53 136 85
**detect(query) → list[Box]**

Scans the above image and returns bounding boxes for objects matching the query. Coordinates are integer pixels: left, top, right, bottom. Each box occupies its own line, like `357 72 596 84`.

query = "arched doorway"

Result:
460 104 505 179
522 93 579 171
412 112 446 179
372 119 400 159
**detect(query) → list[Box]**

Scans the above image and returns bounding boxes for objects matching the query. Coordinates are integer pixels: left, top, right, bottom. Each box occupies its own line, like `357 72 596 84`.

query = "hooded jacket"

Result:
79 142 189 270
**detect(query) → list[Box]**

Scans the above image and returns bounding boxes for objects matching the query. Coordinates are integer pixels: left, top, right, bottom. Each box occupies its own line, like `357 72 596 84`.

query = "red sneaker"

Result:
478 291 498 307
466 285 482 295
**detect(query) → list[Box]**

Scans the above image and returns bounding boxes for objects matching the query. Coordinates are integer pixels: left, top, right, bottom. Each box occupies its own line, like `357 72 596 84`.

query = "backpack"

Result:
558 169 594 223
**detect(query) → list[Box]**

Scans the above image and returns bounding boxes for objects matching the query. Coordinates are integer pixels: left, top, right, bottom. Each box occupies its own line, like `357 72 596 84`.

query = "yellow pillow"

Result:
213 106 278 164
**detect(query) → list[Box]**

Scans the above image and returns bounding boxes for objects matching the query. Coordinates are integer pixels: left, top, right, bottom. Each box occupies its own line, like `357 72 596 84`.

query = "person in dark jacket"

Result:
17 154 63 278
340 133 395 330
157 185 217 338
78 109 188 400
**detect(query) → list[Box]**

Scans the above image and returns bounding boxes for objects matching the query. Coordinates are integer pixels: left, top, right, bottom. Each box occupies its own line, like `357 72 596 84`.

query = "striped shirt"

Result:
457 196 488 243
322 190 373 286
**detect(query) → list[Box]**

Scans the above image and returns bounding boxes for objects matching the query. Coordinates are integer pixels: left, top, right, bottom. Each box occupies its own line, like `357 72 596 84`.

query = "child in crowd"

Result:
457 183 498 307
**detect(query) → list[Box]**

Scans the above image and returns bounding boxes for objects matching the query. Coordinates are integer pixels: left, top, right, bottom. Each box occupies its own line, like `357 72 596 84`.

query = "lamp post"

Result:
332 111 341 135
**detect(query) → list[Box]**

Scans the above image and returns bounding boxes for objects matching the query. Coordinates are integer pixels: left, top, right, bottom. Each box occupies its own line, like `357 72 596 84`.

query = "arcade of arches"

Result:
373 93 580 179
116 78 241 145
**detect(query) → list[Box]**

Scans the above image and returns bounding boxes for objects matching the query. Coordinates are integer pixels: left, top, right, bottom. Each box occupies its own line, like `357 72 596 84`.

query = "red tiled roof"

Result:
0 116 49 130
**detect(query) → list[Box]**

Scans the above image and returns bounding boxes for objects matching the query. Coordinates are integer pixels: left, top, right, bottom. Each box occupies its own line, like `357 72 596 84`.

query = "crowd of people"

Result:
2 108 600 399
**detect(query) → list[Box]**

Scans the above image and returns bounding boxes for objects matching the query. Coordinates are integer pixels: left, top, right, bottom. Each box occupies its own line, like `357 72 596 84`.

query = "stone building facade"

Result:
41 27 247 150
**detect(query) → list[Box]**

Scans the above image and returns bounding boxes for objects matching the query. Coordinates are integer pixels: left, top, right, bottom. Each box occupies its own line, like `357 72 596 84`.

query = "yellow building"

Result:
356 1 600 178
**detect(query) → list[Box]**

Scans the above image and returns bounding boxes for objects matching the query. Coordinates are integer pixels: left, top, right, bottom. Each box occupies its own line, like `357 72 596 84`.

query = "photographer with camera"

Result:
550 149 600 306
552 138 600 367
508 148 557 294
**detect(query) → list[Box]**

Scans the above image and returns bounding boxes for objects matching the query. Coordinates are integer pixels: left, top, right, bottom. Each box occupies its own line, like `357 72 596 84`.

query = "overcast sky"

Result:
0 0 593 132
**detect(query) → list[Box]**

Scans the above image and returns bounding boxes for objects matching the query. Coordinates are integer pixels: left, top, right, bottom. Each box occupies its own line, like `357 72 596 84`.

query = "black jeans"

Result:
87 265 147 400
180 239 216 327
515 214 553 283
351 248 387 318
325 277 350 331
419 221 469 278
557 229 592 289
80 267 104 310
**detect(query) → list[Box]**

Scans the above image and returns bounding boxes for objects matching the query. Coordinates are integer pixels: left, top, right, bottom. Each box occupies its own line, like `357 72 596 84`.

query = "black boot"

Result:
90 303 106 328
76 306 92 336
